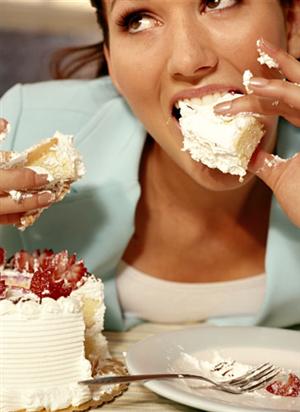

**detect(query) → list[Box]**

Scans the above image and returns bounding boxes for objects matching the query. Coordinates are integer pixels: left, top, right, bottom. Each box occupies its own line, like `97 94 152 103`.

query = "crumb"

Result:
256 39 279 69
264 155 286 168
243 70 254 94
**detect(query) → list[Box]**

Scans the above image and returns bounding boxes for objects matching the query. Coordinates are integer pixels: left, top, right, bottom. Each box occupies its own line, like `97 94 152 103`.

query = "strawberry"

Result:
11 250 35 273
29 250 87 300
37 249 54 270
30 269 52 299
0 248 6 268
47 251 86 286
30 268 73 300
266 373 300 397
64 256 87 287
0 279 7 299
49 277 72 300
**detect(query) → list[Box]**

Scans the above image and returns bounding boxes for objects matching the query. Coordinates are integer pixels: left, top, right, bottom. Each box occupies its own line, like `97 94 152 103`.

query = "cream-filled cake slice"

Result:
0 130 85 230
178 93 264 181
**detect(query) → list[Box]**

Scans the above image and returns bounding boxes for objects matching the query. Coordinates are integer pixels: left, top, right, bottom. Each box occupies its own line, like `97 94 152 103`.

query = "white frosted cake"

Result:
0 126 85 230
0 248 113 412
178 93 264 181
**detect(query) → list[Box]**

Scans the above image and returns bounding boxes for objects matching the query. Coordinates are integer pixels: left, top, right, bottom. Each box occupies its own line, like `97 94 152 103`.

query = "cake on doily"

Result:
0 248 125 412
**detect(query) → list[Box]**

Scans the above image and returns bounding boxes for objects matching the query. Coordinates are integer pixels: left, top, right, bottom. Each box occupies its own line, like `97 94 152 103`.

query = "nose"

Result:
167 19 218 83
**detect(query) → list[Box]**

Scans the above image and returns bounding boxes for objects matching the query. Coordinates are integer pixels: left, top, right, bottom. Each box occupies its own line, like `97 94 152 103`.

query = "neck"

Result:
144 139 268 222
123 139 271 282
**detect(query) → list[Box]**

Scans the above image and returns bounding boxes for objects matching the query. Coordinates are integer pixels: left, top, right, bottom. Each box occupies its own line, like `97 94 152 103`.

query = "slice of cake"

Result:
178 93 264 181
0 127 85 230
0 249 123 412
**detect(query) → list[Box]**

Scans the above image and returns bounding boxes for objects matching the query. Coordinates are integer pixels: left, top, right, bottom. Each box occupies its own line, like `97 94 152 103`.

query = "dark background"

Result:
0 29 92 96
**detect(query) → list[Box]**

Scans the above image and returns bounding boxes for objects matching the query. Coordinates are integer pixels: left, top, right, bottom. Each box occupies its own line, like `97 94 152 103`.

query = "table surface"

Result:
94 323 203 412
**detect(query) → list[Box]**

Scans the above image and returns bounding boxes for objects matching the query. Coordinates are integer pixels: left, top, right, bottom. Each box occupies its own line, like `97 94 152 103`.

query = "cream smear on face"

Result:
256 39 279 69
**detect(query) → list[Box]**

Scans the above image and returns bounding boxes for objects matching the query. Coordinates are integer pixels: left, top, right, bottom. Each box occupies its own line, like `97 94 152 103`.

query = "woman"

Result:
0 0 300 330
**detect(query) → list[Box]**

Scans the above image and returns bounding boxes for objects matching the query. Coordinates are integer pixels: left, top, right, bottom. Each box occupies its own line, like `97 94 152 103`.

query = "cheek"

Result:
109 46 158 107
211 10 286 74
108 47 167 138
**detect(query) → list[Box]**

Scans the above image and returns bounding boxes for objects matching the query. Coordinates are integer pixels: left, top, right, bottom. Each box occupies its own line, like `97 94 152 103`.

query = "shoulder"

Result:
0 77 139 151
1 76 118 113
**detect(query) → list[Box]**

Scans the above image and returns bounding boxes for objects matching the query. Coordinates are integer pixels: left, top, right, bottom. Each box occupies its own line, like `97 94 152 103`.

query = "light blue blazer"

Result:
0 77 300 331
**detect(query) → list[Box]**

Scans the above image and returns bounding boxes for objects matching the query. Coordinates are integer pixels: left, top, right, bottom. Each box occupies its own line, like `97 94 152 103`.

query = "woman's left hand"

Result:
215 38 300 228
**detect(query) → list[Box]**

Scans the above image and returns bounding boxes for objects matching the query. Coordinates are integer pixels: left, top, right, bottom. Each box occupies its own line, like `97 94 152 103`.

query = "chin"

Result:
189 160 256 191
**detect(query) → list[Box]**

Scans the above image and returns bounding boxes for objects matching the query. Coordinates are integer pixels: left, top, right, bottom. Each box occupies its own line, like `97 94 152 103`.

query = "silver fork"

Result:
79 362 281 394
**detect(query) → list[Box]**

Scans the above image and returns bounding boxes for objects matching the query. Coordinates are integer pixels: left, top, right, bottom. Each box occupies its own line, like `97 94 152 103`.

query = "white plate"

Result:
126 326 300 412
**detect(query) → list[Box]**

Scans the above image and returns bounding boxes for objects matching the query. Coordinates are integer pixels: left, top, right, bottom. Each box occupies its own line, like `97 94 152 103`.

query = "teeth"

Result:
175 91 240 109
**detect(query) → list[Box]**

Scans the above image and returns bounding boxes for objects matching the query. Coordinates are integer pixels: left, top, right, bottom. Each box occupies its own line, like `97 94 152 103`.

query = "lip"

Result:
169 84 243 115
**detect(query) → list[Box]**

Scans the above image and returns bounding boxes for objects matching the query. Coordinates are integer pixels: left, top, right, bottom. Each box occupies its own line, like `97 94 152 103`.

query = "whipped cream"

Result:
179 352 251 384
256 39 279 69
243 70 254 94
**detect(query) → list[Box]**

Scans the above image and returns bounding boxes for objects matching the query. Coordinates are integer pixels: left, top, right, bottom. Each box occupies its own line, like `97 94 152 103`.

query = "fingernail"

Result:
249 77 269 87
35 174 49 186
214 101 232 114
38 191 55 205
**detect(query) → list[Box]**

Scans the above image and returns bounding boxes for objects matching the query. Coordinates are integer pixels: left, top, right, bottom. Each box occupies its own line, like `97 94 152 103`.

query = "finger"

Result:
257 38 300 83
214 95 300 126
0 213 24 225
0 191 55 214
0 119 9 138
0 168 49 191
248 148 295 192
248 149 300 226
247 77 300 109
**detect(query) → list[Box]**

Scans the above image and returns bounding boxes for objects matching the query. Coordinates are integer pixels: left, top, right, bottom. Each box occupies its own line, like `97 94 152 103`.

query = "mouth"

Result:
171 89 242 123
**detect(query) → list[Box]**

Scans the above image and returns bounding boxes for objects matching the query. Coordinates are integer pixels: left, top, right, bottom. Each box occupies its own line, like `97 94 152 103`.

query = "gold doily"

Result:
18 358 128 412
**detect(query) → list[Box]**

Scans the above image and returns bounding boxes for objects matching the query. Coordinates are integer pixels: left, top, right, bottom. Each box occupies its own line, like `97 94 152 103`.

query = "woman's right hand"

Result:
0 118 54 226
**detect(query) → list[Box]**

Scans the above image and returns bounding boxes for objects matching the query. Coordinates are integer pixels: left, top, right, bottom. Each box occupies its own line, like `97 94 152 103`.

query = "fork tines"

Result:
226 362 281 392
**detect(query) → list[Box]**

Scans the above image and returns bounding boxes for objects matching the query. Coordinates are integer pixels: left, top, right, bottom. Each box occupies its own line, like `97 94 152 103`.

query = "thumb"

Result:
248 148 292 191
248 149 300 227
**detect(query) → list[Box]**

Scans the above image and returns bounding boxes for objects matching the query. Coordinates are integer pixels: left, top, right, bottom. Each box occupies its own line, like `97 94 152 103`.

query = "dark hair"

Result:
51 0 294 80
51 0 108 79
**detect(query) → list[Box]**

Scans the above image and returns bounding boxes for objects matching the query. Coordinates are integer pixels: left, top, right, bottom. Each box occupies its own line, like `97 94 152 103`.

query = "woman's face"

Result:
104 0 289 190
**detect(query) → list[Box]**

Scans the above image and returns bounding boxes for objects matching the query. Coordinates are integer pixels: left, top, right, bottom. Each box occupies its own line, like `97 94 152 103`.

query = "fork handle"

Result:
79 373 210 386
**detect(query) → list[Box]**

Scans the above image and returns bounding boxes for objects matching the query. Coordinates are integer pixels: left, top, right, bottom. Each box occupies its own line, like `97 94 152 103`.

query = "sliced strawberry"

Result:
11 250 35 273
29 250 87 300
64 257 87 287
0 279 7 299
37 249 55 270
266 373 300 397
49 277 72 300
0 248 6 268
52 250 70 279
30 269 73 300
30 269 52 299
46 251 87 286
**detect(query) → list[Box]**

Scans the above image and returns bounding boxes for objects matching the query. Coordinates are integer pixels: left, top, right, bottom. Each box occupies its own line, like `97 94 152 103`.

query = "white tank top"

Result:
116 261 266 323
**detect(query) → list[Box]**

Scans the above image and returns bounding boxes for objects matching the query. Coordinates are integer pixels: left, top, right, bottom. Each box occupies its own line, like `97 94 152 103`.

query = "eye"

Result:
204 0 238 11
117 11 159 34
